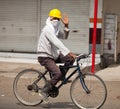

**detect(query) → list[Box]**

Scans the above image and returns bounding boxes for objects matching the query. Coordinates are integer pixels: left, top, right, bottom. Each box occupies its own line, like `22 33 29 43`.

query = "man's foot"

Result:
39 82 52 102
42 82 53 93
39 90 49 103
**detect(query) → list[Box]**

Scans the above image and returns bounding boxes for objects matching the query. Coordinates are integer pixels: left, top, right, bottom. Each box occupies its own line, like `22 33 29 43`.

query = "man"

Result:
37 9 76 93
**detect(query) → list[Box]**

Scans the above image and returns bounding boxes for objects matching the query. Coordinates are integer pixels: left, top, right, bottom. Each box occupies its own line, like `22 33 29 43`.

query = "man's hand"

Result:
68 52 76 59
61 14 69 27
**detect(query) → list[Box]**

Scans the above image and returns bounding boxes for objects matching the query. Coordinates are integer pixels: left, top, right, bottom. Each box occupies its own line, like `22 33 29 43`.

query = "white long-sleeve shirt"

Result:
37 17 70 59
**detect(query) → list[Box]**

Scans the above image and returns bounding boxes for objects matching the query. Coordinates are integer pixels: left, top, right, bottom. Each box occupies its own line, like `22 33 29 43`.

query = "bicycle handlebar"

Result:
76 53 90 62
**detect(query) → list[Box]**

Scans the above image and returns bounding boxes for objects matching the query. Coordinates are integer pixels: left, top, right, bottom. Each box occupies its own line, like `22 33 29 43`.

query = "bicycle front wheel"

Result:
70 73 107 109
13 69 47 106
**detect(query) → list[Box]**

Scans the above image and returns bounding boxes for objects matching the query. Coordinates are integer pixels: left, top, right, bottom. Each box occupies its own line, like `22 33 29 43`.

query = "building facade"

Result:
0 0 103 54
101 0 120 66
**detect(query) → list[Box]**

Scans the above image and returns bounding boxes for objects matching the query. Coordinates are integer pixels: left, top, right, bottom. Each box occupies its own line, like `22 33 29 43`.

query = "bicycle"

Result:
13 53 107 109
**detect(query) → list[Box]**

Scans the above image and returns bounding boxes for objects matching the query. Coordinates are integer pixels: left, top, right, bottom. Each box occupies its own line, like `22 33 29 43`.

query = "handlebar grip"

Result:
77 54 89 62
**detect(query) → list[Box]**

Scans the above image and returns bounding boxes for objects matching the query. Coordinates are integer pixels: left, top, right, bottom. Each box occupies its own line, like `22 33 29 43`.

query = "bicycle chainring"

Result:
48 86 59 98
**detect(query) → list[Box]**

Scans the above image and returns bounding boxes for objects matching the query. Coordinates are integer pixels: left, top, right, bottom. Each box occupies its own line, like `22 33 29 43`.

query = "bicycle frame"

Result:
42 59 90 93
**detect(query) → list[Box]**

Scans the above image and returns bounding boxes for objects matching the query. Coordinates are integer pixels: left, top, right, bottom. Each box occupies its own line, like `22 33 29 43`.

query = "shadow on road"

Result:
40 102 77 109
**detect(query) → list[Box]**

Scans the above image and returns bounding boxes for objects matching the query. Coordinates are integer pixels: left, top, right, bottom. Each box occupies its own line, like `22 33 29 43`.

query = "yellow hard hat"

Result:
49 9 62 19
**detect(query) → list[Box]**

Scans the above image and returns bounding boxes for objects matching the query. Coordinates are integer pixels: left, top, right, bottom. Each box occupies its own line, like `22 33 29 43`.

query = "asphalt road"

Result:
0 62 120 109
0 75 120 109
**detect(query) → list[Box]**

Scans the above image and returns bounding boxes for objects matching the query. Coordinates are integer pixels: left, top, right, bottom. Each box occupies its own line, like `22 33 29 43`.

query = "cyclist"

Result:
37 9 76 93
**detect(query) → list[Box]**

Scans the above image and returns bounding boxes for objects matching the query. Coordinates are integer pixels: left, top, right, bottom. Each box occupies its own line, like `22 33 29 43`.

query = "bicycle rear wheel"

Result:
13 69 47 106
70 73 107 109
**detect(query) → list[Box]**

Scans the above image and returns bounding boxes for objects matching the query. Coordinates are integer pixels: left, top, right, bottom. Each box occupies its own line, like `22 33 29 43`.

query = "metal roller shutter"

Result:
41 0 89 54
0 0 38 52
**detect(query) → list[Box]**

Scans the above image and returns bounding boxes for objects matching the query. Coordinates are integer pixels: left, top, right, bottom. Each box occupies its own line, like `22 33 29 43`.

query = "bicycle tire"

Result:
13 69 47 106
70 73 107 109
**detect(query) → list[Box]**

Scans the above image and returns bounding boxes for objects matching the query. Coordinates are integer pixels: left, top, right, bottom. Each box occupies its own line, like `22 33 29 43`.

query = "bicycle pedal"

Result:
39 90 49 102
43 98 49 104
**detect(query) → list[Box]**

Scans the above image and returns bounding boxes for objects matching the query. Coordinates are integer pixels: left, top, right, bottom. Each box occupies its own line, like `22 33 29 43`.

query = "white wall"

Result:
89 0 103 28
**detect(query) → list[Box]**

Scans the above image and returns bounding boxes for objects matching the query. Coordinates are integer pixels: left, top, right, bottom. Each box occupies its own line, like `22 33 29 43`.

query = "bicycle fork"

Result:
78 68 90 94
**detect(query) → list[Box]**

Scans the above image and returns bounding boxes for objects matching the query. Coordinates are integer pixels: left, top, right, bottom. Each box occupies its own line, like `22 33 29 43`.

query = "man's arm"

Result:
57 26 70 39
58 14 70 39
46 30 70 56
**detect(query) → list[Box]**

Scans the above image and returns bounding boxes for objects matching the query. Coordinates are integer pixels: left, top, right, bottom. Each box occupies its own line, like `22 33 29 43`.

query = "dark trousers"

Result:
38 53 74 85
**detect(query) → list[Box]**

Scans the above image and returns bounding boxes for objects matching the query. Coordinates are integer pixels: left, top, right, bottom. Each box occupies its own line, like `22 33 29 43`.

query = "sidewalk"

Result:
96 64 120 81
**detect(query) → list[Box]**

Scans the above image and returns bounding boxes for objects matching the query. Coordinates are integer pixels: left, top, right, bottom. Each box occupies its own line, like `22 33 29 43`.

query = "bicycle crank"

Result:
48 86 59 98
